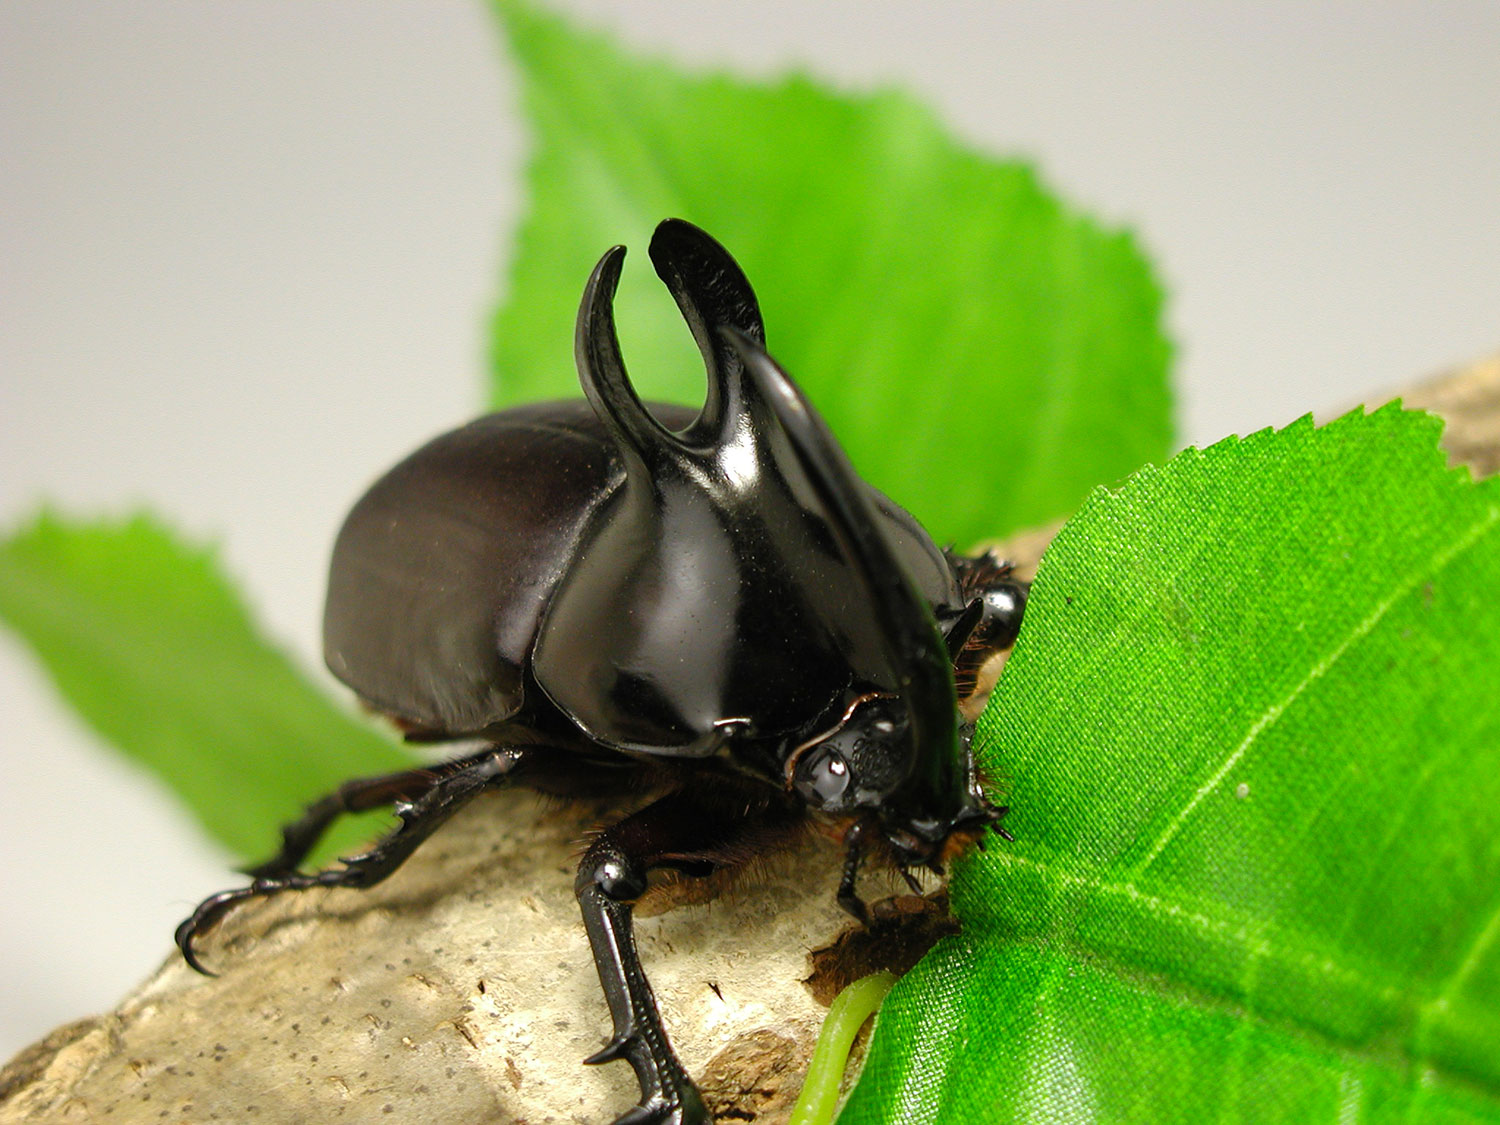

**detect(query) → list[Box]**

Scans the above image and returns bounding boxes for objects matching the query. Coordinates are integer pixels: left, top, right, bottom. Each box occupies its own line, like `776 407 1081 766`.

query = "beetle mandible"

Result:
178 219 1027 1125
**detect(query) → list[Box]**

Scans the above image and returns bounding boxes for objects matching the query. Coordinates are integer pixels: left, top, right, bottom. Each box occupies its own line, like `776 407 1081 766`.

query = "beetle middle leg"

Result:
177 747 531 973
239 745 506 879
576 781 803 1125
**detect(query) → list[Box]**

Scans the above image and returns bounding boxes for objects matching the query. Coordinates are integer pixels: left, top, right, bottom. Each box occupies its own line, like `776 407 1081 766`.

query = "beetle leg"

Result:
948 549 1028 650
945 551 1029 719
577 865 707 1125
836 817 872 924
576 784 800 1125
239 747 504 878
177 748 529 974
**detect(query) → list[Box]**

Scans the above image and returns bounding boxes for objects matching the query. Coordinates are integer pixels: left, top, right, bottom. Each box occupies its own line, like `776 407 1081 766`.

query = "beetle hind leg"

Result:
177 747 529 974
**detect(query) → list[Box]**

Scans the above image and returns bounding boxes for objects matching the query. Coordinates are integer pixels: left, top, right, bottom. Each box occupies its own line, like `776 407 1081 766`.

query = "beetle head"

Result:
789 692 1005 870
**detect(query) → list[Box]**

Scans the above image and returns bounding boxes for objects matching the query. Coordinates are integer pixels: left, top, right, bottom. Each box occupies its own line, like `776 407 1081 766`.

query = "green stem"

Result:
788 970 898 1125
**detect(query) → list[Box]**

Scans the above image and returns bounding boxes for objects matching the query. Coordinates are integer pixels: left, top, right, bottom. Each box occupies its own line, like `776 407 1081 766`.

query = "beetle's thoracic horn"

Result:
647 219 764 443
719 327 962 799
576 245 681 470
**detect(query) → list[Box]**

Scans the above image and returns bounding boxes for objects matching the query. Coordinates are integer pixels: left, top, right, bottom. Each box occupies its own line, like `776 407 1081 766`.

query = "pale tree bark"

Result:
3 352 1496 1125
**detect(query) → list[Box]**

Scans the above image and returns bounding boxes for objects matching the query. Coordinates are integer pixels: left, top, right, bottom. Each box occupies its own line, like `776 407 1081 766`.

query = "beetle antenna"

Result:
719 327 962 803
576 245 681 470
647 219 764 443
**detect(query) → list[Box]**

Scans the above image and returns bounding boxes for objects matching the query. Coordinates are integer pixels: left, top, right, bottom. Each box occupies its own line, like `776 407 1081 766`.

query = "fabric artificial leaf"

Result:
489 0 1171 547
842 405 1500 1123
0 514 414 862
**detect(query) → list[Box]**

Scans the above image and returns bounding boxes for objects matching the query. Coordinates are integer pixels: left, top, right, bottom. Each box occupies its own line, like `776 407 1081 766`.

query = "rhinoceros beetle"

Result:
178 219 1027 1125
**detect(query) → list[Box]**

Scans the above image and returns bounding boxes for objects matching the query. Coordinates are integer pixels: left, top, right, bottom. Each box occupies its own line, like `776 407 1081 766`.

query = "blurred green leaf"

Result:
0 514 414 862
490 0 1171 546
843 406 1500 1122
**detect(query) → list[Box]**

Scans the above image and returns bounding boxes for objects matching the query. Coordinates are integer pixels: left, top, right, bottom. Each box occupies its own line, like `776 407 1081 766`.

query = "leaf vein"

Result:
1132 502 1500 875
1417 883 1500 1049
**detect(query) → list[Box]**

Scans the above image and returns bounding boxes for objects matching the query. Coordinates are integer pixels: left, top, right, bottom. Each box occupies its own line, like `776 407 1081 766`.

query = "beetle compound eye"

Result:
796 749 853 808
791 695 915 811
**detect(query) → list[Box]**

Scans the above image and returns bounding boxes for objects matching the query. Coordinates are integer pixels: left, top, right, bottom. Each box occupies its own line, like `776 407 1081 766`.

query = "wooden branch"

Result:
1399 352 1500 479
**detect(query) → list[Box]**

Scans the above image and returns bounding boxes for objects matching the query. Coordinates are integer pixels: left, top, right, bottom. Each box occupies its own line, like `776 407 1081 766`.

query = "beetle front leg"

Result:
944 549 1029 719
575 784 801 1125
577 860 707 1125
836 816 872 925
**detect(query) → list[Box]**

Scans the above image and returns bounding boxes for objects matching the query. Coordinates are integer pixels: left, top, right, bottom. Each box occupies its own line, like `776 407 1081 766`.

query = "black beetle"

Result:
178 220 1026 1125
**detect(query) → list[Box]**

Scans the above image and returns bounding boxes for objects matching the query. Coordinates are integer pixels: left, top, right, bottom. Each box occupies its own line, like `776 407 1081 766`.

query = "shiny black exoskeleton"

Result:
178 220 1027 1125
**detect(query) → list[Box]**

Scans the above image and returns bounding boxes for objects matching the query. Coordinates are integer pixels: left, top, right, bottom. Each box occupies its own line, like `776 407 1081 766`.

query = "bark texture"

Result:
3 351 1496 1124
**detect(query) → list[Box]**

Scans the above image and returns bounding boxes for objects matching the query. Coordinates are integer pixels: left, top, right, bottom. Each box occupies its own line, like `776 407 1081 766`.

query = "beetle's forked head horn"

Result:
575 245 683 475
576 225 1001 851
577 220 774 477
647 218 765 445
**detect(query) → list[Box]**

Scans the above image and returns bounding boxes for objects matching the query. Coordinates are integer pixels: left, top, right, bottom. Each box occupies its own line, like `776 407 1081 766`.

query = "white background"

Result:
3 1 1498 1060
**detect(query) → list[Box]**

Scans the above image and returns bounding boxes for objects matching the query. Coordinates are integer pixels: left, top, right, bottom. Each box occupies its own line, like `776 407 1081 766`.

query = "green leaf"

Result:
842 406 1500 1122
489 0 1171 546
0 513 415 862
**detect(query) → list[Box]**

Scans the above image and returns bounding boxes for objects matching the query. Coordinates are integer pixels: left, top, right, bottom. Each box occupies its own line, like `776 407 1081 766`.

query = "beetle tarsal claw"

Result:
838 889 871 926
175 885 259 977
173 918 217 978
